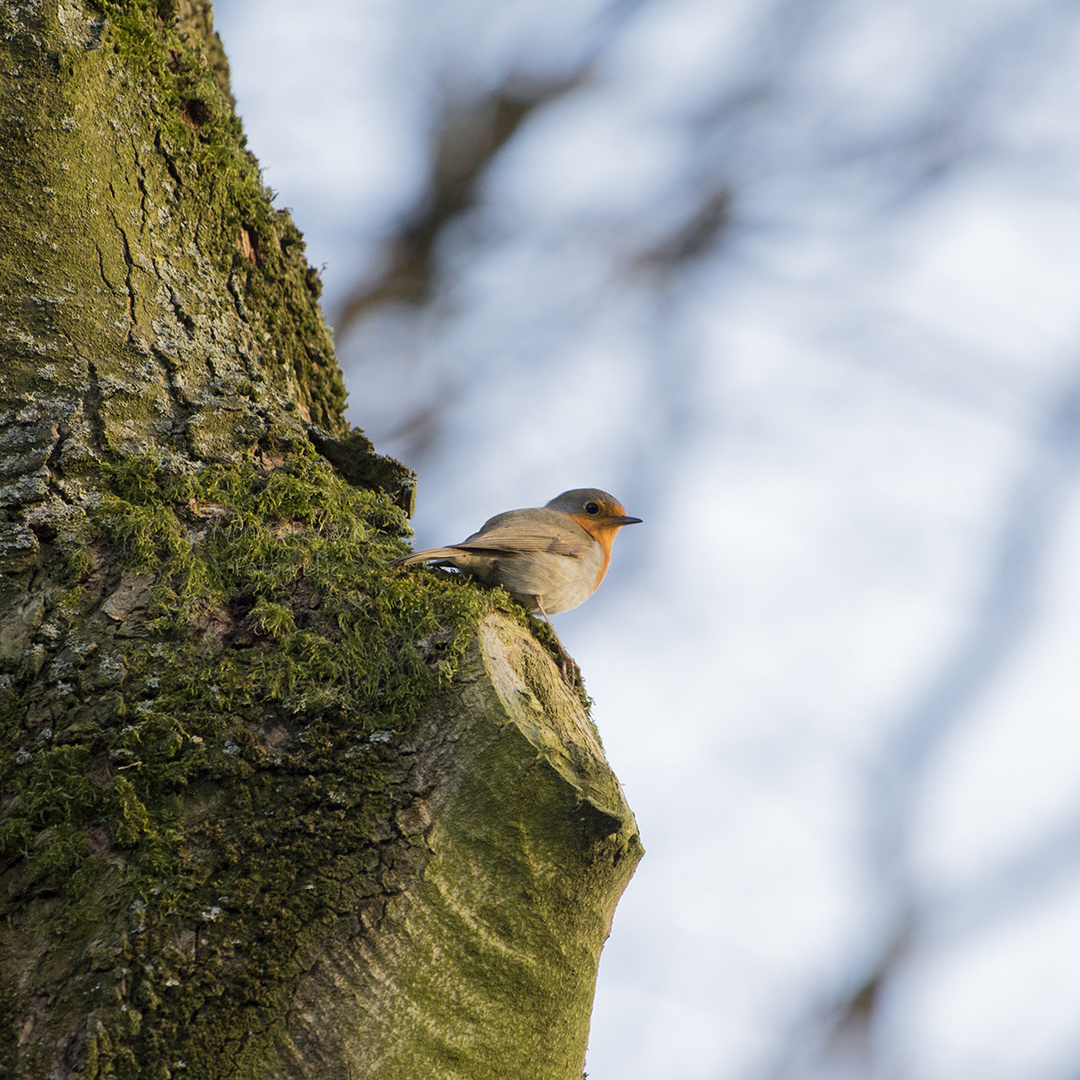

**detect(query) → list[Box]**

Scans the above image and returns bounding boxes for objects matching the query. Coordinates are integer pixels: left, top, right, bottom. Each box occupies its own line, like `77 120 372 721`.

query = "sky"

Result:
213 1 1080 1076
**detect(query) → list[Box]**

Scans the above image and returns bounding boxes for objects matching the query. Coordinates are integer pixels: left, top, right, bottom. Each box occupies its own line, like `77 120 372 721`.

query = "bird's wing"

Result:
454 508 592 557
451 527 588 558
389 533 585 566
389 510 593 565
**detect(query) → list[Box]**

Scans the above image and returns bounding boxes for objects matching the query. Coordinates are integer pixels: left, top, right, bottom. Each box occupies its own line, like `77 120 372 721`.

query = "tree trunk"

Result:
0 3 642 1078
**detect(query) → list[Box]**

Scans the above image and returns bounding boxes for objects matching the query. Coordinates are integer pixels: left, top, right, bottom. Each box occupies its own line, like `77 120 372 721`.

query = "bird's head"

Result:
546 488 642 541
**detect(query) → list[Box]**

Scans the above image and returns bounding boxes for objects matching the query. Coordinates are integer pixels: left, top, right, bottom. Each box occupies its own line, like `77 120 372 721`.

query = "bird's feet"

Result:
556 642 583 690
531 597 584 690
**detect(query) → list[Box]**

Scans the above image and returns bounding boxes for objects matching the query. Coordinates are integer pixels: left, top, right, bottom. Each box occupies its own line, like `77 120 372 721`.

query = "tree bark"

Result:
0 3 641 1079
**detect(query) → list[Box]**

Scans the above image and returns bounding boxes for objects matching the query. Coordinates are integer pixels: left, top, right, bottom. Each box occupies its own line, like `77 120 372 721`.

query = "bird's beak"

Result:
610 515 643 526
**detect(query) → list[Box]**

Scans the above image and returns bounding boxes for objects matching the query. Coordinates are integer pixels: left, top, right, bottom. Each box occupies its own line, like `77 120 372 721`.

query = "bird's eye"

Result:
585 502 600 515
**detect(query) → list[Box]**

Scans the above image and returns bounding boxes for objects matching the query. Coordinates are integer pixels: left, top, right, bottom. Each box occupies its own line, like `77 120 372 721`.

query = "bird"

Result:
390 488 641 677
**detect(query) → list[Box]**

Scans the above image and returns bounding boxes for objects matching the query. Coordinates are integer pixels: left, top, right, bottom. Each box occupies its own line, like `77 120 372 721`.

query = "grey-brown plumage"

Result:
390 488 641 616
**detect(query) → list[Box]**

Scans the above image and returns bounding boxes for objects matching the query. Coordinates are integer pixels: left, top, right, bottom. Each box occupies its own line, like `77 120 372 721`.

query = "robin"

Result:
390 488 641 675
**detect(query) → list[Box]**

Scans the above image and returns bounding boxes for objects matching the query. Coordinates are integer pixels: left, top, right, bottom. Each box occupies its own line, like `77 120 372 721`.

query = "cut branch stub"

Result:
280 613 643 1080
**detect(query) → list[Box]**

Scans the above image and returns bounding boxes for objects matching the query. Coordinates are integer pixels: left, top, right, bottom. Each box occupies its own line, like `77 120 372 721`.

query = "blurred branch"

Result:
764 371 1080 1080
629 187 735 276
886 374 1080 786
335 77 584 336
932 803 1080 943
334 0 657 342
766 922 914 1080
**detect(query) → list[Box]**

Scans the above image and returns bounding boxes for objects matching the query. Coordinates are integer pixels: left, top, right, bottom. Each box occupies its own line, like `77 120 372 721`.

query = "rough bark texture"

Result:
280 616 640 1080
0 2 641 1078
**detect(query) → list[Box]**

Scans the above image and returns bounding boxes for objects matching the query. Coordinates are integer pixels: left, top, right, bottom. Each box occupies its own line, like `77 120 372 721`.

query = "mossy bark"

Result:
0 3 641 1079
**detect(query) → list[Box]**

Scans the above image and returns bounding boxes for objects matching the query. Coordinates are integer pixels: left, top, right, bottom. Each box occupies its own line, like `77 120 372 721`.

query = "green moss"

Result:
0 444 529 1079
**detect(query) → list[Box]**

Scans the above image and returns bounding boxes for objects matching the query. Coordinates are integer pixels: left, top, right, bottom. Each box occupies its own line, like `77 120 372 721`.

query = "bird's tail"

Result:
388 547 463 567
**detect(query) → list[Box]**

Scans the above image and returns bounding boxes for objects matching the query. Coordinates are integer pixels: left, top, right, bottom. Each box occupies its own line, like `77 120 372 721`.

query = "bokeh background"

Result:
212 1 1080 1077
